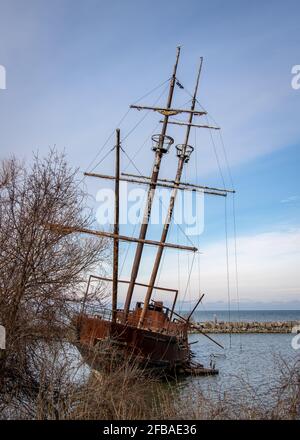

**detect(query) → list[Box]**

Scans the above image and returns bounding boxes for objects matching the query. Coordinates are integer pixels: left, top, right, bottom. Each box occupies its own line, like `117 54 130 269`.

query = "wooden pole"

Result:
186 293 205 322
81 274 92 315
86 274 179 294
159 120 220 130
112 129 120 323
169 290 179 322
130 105 206 116
45 223 198 252
138 58 203 328
158 304 224 349
121 172 235 194
190 323 224 349
84 171 230 196
123 46 181 320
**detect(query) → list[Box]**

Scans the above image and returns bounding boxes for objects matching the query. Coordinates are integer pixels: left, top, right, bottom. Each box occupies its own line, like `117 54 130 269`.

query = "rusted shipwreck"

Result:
48 47 234 376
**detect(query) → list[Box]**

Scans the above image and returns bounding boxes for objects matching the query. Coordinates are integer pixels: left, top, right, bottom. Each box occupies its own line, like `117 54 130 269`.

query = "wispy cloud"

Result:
281 195 300 203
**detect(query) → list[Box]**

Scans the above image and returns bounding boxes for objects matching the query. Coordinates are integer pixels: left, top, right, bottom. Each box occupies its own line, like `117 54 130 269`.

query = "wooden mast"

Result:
123 46 181 320
112 128 120 323
138 58 203 328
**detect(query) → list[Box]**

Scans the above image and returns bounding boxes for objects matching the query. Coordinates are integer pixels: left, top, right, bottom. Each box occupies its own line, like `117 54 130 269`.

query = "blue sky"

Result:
0 0 299 308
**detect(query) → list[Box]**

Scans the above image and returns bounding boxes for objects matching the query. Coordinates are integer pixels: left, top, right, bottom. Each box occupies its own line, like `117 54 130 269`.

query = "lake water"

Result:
172 310 300 410
185 331 300 407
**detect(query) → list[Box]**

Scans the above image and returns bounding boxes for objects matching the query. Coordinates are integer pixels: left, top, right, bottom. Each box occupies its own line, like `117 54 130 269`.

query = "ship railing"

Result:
81 304 113 321
80 274 179 320
79 304 187 338
132 304 188 338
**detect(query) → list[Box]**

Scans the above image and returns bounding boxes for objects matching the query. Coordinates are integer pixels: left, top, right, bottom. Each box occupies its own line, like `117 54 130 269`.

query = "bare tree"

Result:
0 149 108 397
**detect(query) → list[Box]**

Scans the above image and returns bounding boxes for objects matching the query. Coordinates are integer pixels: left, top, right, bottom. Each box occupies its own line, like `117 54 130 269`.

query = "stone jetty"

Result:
192 320 300 334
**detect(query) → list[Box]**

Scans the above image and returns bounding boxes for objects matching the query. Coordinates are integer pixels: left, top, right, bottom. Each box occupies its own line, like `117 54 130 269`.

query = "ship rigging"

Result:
47 46 236 375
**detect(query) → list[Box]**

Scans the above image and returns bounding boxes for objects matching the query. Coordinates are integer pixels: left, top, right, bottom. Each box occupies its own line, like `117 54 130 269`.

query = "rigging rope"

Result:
217 128 243 349
178 84 242 349
200 105 242 350
85 76 171 174
233 193 242 350
119 182 148 277
120 146 197 249
224 196 232 349
132 77 171 105
204 114 226 189
218 130 235 189
180 252 196 313
121 87 168 143
177 224 181 310
119 221 138 277
194 127 202 309
155 225 169 302
86 108 131 174
185 164 192 316
90 146 115 170
122 121 161 172
177 83 237 348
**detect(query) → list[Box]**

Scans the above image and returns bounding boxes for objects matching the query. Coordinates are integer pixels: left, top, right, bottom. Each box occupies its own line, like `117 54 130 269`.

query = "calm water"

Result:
185 331 300 405
175 311 300 406
190 309 300 323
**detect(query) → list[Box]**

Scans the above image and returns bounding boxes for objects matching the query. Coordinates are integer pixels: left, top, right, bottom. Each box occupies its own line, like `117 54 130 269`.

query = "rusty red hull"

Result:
73 300 219 376
75 314 190 372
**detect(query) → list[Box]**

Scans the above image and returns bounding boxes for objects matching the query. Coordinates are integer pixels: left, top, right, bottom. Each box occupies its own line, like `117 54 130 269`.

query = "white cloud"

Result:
130 227 300 306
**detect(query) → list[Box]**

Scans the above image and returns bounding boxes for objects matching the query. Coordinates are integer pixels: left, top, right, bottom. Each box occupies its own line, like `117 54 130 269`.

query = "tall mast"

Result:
123 46 181 320
112 128 120 323
138 58 203 328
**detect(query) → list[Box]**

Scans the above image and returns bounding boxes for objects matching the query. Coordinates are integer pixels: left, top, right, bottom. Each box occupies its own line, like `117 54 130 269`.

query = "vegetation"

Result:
0 150 108 409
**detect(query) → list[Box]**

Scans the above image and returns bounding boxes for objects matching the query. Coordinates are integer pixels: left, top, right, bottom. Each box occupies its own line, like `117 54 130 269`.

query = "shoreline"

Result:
190 320 300 334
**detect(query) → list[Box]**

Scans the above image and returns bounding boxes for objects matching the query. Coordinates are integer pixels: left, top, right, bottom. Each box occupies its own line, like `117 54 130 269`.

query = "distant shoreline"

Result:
190 320 300 334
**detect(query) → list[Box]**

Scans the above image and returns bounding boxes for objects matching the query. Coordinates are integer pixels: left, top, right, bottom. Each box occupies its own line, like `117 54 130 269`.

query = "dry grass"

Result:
1 342 299 420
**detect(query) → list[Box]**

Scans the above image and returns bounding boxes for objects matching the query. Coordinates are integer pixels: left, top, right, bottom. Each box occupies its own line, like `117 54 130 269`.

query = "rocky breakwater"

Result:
192 320 300 333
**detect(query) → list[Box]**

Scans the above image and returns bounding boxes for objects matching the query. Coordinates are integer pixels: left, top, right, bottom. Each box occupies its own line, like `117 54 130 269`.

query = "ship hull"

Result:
75 315 189 372
74 314 218 376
